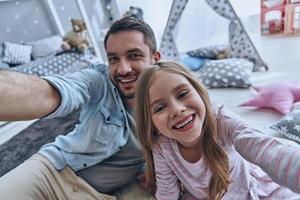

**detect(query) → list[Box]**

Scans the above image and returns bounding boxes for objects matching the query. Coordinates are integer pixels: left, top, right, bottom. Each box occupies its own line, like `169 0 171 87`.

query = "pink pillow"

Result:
240 82 300 114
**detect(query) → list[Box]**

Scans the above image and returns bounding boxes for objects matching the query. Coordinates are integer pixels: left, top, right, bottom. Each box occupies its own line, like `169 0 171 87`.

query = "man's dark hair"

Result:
104 17 157 54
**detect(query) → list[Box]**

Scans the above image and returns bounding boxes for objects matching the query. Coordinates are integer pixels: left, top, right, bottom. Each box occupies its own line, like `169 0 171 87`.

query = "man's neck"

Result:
125 98 135 110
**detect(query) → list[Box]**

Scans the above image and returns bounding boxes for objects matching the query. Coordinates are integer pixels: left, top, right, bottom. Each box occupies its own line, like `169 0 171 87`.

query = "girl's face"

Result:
149 71 206 148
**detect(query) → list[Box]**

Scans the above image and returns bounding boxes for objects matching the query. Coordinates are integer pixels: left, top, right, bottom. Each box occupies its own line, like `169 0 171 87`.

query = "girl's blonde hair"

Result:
135 61 230 200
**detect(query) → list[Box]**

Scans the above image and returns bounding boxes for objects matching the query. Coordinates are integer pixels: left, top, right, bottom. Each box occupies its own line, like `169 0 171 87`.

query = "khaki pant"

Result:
0 153 116 200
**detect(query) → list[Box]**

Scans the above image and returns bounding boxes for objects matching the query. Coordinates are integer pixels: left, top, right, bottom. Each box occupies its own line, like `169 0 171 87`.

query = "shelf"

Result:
261 0 300 36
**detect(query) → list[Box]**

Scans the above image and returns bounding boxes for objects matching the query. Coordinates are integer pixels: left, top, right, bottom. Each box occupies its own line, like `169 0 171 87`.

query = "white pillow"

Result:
26 35 63 60
2 42 32 65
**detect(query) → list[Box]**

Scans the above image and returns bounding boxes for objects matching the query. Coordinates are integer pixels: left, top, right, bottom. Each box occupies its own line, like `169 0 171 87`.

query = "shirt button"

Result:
73 185 78 192
83 163 87 167
121 109 124 113
107 117 110 121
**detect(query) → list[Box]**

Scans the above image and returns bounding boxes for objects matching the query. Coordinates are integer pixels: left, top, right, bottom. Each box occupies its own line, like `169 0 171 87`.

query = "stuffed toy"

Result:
61 19 89 53
123 6 144 20
240 82 300 114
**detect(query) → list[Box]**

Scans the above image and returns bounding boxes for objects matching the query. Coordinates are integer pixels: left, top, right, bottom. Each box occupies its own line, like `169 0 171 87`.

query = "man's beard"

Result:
119 89 135 99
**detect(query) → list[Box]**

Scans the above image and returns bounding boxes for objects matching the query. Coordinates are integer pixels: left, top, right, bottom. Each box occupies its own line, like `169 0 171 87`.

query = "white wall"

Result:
230 0 260 17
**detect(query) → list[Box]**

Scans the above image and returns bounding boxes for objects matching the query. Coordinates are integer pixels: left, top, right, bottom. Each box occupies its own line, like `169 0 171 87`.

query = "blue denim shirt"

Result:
39 64 132 171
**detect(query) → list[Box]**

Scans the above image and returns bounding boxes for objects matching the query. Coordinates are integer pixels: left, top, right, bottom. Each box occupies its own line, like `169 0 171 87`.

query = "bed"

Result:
10 51 93 76
0 35 96 77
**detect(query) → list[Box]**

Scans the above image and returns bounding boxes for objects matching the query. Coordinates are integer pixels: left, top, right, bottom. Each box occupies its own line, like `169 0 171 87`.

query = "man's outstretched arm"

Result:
0 71 60 121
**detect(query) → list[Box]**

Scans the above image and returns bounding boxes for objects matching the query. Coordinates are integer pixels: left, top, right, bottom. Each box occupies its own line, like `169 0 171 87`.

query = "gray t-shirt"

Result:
76 108 144 193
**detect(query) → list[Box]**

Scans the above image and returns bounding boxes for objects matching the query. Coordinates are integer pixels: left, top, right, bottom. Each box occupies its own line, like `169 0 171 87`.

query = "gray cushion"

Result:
26 35 63 60
187 45 229 59
196 58 253 88
2 42 32 65
271 109 300 142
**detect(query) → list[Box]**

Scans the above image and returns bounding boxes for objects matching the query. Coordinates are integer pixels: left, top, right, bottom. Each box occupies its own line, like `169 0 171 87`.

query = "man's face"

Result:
106 30 159 100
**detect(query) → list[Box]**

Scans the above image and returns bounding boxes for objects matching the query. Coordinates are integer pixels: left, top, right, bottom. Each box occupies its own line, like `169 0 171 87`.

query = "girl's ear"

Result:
154 51 161 62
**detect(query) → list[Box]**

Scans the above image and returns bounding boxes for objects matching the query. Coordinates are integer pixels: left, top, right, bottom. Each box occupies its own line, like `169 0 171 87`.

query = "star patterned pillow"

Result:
187 45 230 59
196 58 253 88
240 82 300 114
271 109 300 142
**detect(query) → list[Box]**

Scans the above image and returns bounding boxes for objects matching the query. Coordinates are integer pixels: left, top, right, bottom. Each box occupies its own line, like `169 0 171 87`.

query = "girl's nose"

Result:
169 104 186 119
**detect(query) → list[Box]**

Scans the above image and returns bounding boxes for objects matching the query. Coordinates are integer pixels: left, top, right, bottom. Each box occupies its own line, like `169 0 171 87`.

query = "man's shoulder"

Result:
89 63 109 75
78 63 109 82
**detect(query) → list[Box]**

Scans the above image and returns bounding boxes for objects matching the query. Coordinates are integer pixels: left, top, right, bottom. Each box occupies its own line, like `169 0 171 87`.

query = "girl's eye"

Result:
177 90 189 99
153 104 166 113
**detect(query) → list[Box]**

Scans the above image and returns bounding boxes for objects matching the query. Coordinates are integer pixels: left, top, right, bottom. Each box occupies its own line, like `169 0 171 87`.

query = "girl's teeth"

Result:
175 115 193 129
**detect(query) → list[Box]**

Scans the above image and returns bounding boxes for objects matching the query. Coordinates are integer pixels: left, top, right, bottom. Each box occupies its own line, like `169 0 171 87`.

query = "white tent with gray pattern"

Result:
159 0 267 72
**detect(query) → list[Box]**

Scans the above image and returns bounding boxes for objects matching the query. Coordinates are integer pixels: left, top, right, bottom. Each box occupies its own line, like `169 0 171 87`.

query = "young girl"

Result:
135 61 300 200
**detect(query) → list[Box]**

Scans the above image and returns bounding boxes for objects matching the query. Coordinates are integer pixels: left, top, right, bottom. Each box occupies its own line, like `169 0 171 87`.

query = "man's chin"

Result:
120 90 135 99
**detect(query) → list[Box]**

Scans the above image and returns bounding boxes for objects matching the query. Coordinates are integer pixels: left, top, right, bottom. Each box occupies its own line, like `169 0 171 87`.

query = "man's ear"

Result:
153 51 161 62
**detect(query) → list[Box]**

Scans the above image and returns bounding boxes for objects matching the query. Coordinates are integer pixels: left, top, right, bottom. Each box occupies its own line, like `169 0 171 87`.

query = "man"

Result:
0 17 160 200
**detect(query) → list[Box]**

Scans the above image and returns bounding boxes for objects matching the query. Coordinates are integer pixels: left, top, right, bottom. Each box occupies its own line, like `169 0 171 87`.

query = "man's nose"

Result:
117 59 132 75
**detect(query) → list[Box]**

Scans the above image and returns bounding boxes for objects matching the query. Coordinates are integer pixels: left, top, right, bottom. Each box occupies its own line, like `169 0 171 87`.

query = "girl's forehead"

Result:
152 71 187 85
152 70 180 81
149 71 189 94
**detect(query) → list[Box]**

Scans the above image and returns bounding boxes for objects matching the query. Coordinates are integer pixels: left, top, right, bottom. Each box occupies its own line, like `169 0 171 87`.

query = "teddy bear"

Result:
61 19 90 53
123 6 144 20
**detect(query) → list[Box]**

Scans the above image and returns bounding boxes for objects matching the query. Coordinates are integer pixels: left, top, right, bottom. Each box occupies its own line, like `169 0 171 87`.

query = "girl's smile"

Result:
172 114 195 131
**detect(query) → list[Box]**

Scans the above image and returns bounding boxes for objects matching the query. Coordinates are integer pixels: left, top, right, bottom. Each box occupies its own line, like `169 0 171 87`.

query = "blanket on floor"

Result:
0 110 80 176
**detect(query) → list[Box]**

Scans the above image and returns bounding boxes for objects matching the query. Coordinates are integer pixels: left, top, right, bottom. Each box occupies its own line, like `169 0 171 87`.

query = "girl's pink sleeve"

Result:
153 143 181 200
220 107 300 194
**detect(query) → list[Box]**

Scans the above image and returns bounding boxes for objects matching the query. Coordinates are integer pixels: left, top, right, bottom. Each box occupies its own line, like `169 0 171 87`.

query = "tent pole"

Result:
227 1 268 71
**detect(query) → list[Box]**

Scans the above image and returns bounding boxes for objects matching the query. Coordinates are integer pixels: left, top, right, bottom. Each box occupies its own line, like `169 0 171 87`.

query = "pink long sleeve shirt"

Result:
153 106 300 200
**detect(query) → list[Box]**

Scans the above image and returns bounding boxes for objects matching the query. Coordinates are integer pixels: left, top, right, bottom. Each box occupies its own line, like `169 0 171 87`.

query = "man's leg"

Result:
0 153 115 200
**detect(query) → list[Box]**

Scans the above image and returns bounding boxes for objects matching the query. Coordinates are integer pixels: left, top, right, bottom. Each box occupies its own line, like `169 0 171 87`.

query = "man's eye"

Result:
153 105 166 113
178 90 189 99
128 53 142 60
108 57 117 63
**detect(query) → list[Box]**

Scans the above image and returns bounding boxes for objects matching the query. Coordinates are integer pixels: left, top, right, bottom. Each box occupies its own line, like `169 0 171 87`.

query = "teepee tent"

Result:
159 0 268 71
